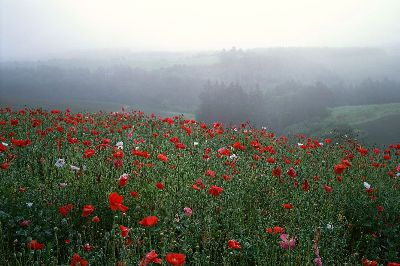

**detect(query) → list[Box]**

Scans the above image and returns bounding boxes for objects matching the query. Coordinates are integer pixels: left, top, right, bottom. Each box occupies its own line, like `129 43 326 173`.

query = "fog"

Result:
1 0 400 145
1 0 400 60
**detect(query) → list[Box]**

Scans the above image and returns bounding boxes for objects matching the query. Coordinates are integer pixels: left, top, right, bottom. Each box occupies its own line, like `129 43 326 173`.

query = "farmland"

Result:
0 107 399 265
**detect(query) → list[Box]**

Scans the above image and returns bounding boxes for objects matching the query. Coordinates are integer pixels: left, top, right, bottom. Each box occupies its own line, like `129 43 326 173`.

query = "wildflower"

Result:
323 185 333 193
26 202 33 208
59 204 73 217
109 192 128 212
54 158 65 168
81 205 95 217
282 203 293 209
165 253 186 266
279 234 296 250
326 223 334 230
363 182 371 190
83 149 95 158
119 225 129 238
156 182 164 190
139 216 158 227
140 250 162 266
157 153 168 162
27 240 45 250
362 259 378 266
119 173 129 187
208 185 223 196
92 216 100 223
183 207 192 217
83 243 93 252
70 253 88 266
228 239 241 249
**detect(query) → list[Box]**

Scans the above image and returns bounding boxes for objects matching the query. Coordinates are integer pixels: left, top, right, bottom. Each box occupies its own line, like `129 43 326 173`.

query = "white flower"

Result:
229 154 238 160
1 142 9 147
319 142 324 146
59 183 67 188
326 223 334 230
363 182 371 190
297 143 304 147
396 172 400 177
261 126 267 130
70 165 80 171
193 142 199 146
116 141 124 147
55 158 65 168
26 203 33 208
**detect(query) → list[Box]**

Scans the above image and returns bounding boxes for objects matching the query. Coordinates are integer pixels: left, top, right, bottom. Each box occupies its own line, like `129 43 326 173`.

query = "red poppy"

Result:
119 174 129 187
208 185 223 196
81 205 95 217
83 149 95 158
286 167 297 177
272 167 282 177
130 191 139 198
140 250 162 266
205 169 216 178
157 153 168 162
282 203 293 209
119 225 129 238
139 216 158 227
362 259 378 266
165 253 186 266
323 185 333 193
388 263 400 266
156 182 164 190
109 192 128 212
334 164 347 174
227 239 241 249
92 216 100 223
27 240 45 250
59 204 73 217
70 253 88 266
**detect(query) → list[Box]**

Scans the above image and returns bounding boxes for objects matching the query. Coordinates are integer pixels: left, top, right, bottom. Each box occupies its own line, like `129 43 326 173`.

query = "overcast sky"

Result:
1 0 400 61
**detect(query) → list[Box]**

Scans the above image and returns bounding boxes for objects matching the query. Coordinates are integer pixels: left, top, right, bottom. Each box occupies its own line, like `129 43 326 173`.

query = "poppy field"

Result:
0 107 399 266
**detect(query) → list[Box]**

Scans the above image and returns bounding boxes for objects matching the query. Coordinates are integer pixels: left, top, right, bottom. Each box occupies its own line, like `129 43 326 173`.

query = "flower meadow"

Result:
0 107 399 266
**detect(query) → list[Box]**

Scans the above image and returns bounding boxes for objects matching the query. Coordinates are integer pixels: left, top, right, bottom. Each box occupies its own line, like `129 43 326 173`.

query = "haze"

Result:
1 0 400 60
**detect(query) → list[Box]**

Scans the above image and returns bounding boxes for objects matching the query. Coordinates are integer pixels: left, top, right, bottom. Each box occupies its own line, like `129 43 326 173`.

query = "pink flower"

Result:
183 207 192 217
279 234 296 250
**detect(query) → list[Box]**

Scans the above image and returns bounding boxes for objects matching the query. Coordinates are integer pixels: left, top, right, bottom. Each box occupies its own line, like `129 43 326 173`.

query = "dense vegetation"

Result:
0 107 399 265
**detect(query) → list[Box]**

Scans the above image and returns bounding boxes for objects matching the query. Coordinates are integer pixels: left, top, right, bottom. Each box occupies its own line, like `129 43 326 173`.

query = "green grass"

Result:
325 103 400 126
284 103 400 145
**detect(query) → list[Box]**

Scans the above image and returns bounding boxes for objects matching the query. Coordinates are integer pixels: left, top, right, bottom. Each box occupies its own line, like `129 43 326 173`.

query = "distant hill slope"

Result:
285 103 400 145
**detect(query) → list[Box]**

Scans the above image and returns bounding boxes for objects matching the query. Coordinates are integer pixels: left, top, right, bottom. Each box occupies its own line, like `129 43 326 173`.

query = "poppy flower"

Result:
83 149 95 158
287 167 297 177
208 185 223 196
334 164 347 174
139 216 158 227
70 253 88 266
282 203 293 209
27 240 45 250
165 253 186 266
156 182 164 190
119 174 129 187
140 250 162 266
362 259 378 266
323 185 333 193
272 167 282 177
119 225 129 238
92 216 100 223
81 205 95 217
227 239 241 249
59 204 73 217
157 153 168 162
109 192 129 212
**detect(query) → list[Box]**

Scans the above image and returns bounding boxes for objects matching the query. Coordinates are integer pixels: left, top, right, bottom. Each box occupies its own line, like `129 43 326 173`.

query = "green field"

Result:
285 103 400 145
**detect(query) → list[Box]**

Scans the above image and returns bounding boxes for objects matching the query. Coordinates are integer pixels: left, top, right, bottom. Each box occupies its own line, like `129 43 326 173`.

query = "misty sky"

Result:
1 0 400 61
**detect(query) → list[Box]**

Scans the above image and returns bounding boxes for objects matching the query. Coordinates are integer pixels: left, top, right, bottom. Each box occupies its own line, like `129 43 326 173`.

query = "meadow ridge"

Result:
0 107 399 266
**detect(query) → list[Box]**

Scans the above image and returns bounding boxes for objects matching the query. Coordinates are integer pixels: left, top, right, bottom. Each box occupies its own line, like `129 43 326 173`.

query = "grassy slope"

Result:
285 103 400 145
